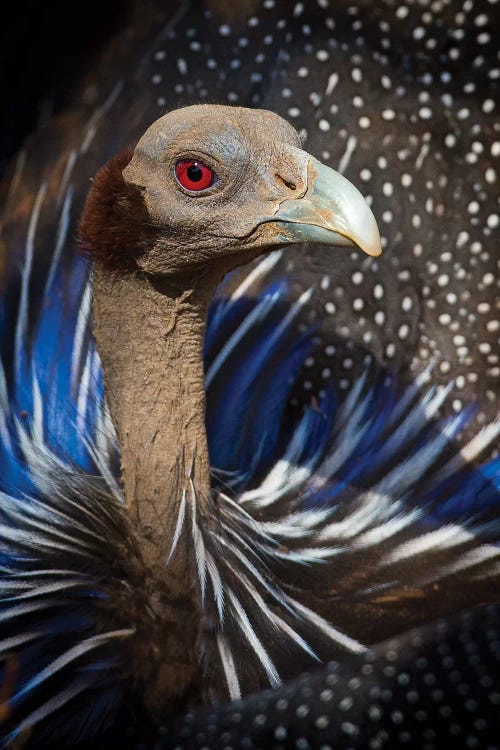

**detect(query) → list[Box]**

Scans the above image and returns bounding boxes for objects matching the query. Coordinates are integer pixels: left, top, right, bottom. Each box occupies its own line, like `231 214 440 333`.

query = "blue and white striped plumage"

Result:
0 235 498 746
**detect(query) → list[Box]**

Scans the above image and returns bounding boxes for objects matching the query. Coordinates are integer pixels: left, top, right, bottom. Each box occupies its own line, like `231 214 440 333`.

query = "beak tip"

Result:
351 225 383 258
366 243 383 258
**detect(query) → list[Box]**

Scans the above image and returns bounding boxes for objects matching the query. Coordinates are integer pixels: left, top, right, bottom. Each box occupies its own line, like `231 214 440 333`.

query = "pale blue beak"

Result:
271 156 382 257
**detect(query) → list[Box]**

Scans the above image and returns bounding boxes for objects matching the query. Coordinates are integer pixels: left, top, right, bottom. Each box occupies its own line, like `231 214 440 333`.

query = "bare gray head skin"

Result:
123 106 305 273
78 104 381 714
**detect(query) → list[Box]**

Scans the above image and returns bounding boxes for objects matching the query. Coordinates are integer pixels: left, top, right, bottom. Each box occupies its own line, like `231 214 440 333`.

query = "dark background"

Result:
0 1 132 169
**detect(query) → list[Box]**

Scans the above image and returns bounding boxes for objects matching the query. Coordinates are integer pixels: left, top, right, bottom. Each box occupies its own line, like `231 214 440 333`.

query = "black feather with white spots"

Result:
142 604 500 750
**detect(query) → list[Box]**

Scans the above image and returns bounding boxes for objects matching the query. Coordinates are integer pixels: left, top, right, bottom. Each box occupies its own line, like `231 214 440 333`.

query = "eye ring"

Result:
174 159 216 192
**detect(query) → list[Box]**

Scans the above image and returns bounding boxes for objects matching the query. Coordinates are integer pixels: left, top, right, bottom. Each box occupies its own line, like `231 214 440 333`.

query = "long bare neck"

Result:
92 265 219 707
93 266 217 567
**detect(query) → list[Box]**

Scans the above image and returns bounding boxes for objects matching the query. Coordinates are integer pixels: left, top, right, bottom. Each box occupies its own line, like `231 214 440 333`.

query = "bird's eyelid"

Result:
167 147 221 169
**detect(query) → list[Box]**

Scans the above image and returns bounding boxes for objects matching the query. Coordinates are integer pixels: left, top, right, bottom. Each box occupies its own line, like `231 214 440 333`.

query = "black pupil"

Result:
187 163 204 182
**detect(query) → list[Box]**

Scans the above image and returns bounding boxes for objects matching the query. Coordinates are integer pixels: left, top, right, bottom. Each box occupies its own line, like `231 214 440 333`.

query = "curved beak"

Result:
271 156 382 258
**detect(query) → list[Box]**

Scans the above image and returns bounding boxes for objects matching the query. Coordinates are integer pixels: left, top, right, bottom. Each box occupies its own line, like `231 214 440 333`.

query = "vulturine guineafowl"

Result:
0 1 498 748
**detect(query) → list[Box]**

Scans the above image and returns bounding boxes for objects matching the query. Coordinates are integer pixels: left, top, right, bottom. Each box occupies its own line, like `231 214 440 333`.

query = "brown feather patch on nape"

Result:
78 146 161 270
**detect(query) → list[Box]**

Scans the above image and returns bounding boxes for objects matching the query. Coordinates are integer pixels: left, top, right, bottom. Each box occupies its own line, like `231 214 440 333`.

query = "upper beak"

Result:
270 156 382 258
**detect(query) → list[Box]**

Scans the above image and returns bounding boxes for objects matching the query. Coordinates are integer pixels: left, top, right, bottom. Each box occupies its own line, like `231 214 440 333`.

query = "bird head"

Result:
79 104 381 276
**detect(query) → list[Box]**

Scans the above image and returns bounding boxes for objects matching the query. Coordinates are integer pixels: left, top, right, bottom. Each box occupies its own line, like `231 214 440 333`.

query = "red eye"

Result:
175 160 215 191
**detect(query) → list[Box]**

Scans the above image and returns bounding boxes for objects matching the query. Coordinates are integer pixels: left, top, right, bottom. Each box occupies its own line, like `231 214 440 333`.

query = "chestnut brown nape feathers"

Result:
78 146 162 270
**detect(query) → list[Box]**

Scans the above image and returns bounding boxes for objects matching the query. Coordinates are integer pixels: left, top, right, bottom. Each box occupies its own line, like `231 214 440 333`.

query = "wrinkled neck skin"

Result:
92 263 221 709
93 266 215 555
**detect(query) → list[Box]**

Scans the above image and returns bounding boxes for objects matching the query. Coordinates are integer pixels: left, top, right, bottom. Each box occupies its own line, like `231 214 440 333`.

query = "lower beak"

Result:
270 157 382 258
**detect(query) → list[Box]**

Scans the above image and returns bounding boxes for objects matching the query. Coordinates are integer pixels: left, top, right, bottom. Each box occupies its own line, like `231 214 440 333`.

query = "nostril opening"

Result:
276 174 297 191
